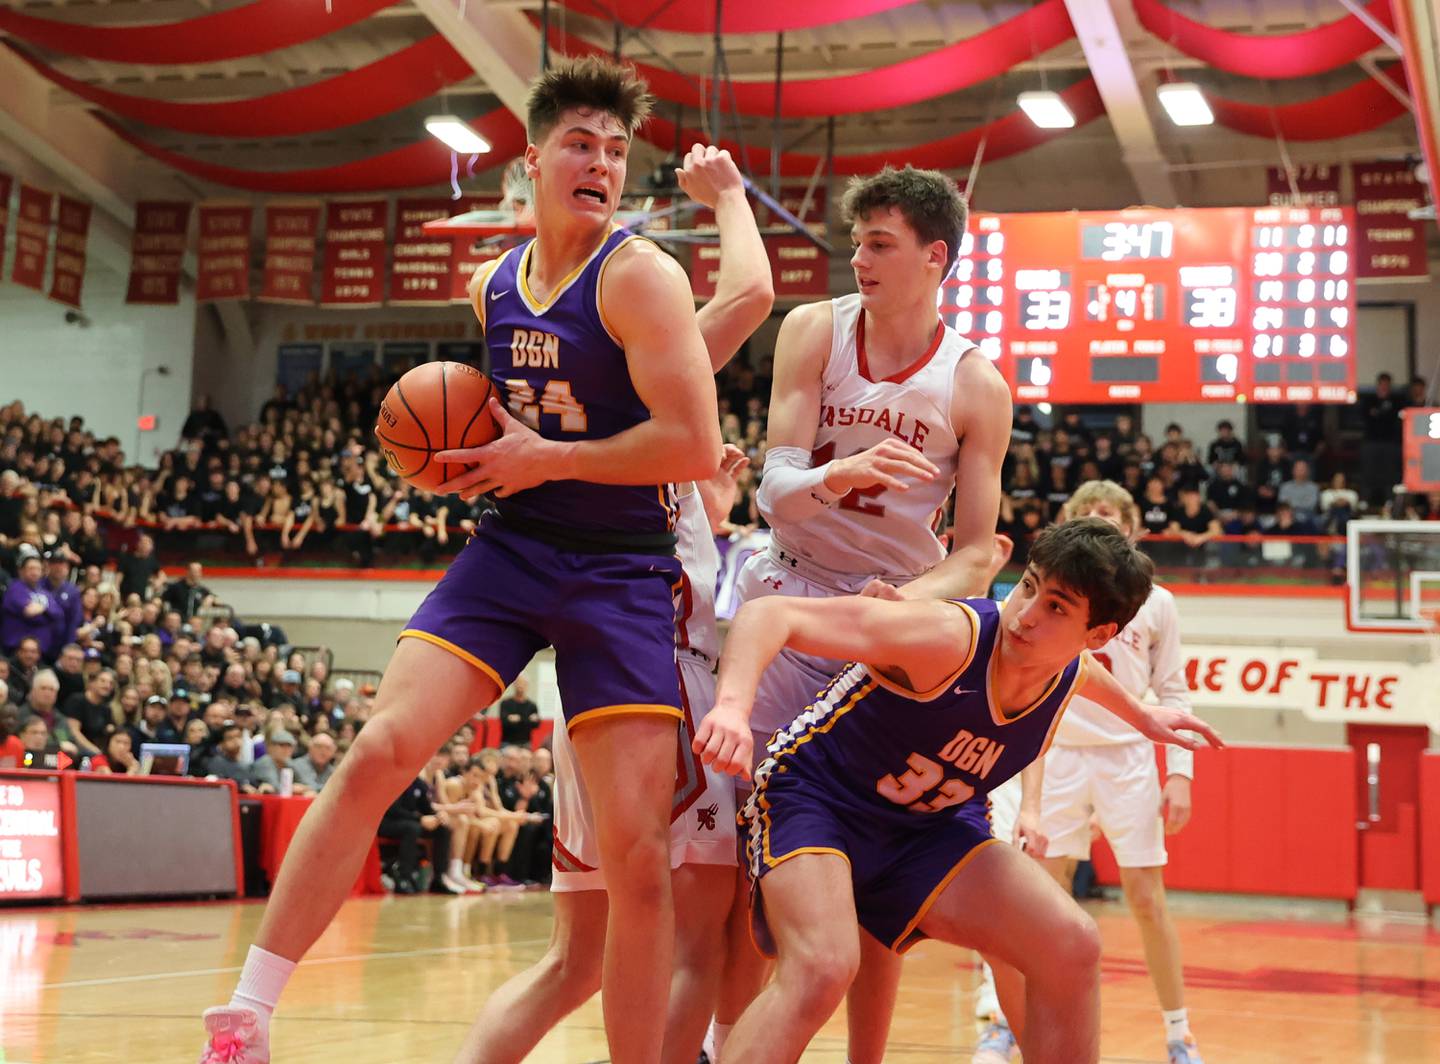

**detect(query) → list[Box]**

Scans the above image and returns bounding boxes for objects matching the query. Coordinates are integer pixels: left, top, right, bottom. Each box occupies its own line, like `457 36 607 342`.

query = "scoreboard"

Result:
940 206 1357 404
1404 407 1440 492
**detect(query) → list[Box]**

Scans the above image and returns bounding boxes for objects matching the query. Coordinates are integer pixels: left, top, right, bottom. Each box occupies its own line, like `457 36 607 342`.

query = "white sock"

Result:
448 859 466 880
230 945 297 1022
704 1020 732 1060
1163 1007 1191 1042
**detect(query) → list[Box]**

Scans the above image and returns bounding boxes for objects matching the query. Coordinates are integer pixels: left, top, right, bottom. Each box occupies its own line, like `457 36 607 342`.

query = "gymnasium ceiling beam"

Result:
1062 0 1178 208
0 44 198 279
411 0 540 121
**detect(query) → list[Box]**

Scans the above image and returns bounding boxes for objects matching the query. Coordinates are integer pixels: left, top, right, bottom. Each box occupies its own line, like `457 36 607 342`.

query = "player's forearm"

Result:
713 598 792 725
700 188 773 371
549 415 720 485
1019 760 1044 819
895 542 993 600
1078 653 1150 732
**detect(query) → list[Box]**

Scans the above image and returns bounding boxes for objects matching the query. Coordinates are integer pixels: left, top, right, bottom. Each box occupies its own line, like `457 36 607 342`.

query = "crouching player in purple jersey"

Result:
197 58 720 1064
694 519 1222 1064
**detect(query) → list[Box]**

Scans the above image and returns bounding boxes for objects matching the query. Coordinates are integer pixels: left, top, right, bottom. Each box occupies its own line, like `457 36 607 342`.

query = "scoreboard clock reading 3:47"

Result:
939 206 1357 405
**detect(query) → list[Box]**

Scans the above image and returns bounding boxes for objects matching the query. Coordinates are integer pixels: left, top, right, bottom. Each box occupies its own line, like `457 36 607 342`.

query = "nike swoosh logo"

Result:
954 686 977 696
490 289 508 300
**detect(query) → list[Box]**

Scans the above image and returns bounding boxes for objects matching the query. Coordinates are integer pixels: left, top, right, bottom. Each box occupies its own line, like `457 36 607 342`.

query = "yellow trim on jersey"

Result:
595 232 644 344
984 644 1066 727
868 600 982 702
397 629 504 692
893 837 1000 954
470 251 513 335
567 702 684 732
517 225 619 314
1036 653 1089 759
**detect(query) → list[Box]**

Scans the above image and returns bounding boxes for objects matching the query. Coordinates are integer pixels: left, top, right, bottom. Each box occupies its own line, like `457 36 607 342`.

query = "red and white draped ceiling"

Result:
0 0 1411 193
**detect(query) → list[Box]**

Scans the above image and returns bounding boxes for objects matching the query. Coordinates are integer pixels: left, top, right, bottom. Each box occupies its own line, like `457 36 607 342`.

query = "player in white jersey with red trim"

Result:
707 165 1013 1064
451 143 772 1064
977 479 1204 1064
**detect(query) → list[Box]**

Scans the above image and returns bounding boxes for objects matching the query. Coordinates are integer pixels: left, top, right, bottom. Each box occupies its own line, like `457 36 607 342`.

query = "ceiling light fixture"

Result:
424 115 491 154
1017 90 1075 130
1156 82 1214 126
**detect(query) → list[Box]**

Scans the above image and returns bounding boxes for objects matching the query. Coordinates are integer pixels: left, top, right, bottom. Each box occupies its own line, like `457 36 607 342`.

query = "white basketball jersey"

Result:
774 292 967 580
1053 584 1190 747
673 484 721 662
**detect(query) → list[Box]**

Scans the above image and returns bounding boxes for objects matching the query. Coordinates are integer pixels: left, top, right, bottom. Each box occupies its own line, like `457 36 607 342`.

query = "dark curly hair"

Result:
525 56 654 144
840 165 969 276
1027 517 1154 631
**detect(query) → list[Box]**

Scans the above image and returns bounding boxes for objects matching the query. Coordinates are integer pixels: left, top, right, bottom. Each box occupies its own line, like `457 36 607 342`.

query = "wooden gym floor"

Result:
2 891 1438 1062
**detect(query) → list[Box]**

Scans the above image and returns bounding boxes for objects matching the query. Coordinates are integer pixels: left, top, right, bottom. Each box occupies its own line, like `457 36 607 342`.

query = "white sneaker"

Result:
440 871 473 894
972 1020 1018 1064
199 1006 269 1063
461 873 488 893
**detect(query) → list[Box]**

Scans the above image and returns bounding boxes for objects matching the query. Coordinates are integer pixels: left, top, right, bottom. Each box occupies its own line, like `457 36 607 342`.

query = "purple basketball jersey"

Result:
477 227 677 536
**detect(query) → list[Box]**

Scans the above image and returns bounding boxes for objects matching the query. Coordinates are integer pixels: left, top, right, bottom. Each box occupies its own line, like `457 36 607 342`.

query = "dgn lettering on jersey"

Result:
874 729 1007 814
819 403 930 450
511 329 560 369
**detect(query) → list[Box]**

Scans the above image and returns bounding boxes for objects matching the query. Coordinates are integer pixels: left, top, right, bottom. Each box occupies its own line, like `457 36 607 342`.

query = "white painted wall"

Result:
0 274 196 466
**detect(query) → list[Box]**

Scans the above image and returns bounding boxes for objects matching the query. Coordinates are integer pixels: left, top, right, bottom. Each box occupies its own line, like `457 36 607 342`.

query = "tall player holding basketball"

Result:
707 166 1013 1063
197 58 720 1064
451 142 773 1064
975 479 1206 1064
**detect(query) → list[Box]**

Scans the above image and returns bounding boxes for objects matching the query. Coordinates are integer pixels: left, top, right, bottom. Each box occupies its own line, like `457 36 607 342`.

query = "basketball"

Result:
374 361 499 493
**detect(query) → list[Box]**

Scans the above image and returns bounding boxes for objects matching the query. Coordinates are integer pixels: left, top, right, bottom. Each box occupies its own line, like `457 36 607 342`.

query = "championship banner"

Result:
196 204 253 302
11 184 53 291
260 203 319 304
321 199 387 307
0 173 12 270
48 196 91 308
391 198 454 306
771 184 827 235
448 195 506 304
1184 644 1440 732
125 201 190 305
1264 164 1341 208
1352 160 1429 281
766 236 828 298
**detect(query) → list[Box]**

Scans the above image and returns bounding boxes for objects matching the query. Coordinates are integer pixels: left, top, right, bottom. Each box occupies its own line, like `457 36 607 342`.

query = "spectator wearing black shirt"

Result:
204 723 257 793
117 534 161 601
1168 485 1221 569
63 670 116 750
495 745 550 886
181 395 229 445
1360 373 1404 506
498 677 541 748
53 644 86 704
1281 403 1327 468
1253 436 1293 516
163 562 213 622
380 767 455 894
1206 461 1251 521
1011 406 1039 444
6 637 40 705
1205 420 1245 468
128 694 167 750
156 689 195 744
1043 463 1072 520
1090 435 1122 482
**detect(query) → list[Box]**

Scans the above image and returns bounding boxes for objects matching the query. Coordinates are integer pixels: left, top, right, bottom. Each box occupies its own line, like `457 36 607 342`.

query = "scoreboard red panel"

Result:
940 206 1357 404
1404 407 1440 492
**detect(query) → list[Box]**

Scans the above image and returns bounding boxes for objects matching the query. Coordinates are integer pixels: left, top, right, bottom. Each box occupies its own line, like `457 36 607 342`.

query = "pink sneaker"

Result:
199 1005 269 1063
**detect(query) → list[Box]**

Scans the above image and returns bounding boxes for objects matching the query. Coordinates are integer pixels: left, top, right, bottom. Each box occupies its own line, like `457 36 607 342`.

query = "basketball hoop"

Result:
421 208 535 240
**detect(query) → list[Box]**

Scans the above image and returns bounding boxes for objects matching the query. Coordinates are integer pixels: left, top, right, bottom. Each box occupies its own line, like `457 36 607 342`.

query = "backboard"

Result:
1346 518 1440 632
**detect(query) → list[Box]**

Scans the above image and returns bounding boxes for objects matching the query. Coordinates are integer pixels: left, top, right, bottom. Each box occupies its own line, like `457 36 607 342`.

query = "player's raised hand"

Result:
1135 705 1224 752
693 702 754 779
822 438 940 496
675 143 745 209
717 443 749 481
435 397 561 501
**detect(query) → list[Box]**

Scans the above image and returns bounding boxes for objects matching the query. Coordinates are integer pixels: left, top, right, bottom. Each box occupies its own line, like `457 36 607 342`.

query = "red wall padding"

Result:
1089 745 1358 900
1420 753 1440 905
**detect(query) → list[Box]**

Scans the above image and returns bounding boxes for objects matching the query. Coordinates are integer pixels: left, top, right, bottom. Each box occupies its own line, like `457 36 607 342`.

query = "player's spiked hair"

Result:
1063 480 1140 536
1028 517 1153 632
525 56 654 144
841 165 969 276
